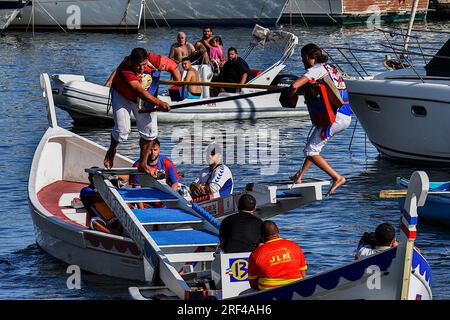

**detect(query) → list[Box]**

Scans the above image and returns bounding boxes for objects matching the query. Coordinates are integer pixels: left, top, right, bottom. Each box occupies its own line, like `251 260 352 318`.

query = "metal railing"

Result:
322 28 449 82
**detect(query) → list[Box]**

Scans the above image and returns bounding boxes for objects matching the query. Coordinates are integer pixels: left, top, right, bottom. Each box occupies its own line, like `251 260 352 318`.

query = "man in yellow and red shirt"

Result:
248 221 307 291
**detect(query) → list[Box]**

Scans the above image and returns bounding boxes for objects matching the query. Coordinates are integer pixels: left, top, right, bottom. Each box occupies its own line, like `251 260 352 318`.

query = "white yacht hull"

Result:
143 0 288 26
347 75 450 163
10 0 143 31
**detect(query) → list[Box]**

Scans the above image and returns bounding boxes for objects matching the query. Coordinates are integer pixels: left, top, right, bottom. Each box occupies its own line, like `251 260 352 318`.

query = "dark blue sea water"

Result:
0 22 449 299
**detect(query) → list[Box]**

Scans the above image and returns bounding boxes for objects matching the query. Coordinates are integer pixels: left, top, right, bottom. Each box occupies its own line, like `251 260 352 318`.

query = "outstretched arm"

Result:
289 76 309 96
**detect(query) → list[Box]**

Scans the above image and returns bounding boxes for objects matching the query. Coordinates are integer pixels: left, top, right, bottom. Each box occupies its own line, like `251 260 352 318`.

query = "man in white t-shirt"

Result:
190 143 234 199
288 43 352 196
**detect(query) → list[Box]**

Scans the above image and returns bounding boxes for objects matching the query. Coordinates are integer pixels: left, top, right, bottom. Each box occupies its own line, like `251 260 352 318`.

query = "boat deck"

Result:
37 180 88 228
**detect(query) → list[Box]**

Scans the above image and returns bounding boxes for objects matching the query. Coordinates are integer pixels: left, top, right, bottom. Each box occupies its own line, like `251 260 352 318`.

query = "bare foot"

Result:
289 171 302 184
327 176 346 196
104 148 116 169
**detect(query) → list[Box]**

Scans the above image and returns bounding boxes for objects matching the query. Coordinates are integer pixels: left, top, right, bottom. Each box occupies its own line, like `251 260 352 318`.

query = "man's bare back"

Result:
185 68 201 94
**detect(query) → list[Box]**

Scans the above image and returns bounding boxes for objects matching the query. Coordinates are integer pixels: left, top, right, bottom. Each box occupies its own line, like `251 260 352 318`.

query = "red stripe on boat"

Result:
401 222 416 240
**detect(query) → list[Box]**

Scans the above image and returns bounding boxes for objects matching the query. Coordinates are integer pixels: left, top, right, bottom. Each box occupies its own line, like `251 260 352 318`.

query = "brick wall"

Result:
343 0 429 13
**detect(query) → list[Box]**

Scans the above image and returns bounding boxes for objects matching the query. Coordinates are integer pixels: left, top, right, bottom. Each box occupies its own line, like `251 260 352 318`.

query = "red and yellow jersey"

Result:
248 237 307 290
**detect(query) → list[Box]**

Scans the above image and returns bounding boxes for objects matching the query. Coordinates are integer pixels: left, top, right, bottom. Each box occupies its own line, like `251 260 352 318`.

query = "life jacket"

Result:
138 70 161 110
304 64 350 127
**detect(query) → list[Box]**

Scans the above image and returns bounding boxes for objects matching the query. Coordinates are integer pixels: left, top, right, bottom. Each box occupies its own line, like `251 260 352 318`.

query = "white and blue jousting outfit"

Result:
193 164 234 198
303 63 352 157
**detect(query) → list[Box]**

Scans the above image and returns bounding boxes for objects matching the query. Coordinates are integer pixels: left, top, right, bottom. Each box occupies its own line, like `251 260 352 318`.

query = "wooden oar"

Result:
159 80 283 90
379 189 450 199
138 87 287 113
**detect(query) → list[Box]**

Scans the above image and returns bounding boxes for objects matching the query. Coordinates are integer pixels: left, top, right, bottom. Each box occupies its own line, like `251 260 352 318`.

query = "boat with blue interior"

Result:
28 73 327 282
29 73 433 300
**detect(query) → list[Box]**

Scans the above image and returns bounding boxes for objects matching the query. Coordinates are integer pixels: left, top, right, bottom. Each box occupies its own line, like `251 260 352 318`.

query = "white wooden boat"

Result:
28 73 326 282
346 39 450 164
50 26 308 123
143 0 289 27
130 170 433 300
10 0 143 31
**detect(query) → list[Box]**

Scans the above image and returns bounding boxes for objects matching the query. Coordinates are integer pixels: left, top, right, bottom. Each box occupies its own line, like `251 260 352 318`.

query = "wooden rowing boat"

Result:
28 73 327 282
130 171 433 300
397 177 450 225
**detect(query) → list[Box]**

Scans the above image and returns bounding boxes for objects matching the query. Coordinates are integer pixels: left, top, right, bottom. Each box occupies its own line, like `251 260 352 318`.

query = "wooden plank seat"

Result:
132 208 203 225
117 188 179 203
149 229 219 248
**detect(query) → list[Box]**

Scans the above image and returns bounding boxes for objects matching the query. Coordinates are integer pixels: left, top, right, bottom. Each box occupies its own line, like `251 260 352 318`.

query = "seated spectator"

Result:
248 221 307 291
189 41 210 65
189 143 233 199
208 36 226 67
168 32 195 64
355 223 399 260
198 25 214 56
80 171 124 235
130 138 180 192
216 47 251 93
219 194 262 253
181 58 202 99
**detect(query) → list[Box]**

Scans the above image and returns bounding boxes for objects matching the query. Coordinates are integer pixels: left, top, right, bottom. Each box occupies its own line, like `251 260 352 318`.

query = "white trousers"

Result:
303 112 352 157
111 89 158 142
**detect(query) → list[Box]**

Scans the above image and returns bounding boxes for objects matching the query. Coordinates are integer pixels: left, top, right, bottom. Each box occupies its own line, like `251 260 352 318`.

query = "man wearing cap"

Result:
189 143 233 199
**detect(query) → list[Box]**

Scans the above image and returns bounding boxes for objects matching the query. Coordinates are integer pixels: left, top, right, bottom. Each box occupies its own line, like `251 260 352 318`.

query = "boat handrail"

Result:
39 73 58 128
322 27 449 81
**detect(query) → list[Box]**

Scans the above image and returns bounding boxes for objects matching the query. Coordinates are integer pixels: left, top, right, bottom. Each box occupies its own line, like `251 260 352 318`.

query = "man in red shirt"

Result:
248 221 307 291
103 48 171 175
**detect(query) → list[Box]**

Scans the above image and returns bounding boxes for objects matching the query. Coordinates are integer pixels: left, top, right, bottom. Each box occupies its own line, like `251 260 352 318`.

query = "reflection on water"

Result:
0 22 449 299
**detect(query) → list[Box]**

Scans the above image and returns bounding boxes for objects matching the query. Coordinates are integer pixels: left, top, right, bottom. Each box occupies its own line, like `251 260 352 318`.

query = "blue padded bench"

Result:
149 229 219 248
117 188 179 203
132 208 202 225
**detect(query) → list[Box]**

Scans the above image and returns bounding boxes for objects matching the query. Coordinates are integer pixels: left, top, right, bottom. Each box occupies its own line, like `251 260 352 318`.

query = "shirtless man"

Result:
181 57 201 99
169 32 195 63
199 26 214 55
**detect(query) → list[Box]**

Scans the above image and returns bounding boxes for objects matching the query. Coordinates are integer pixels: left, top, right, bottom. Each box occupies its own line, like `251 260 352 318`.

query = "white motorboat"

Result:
345 39 450 164
50 25 309 123
10 0 143 31
28 73 327 282
0 0 28 31
143 0 289 27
